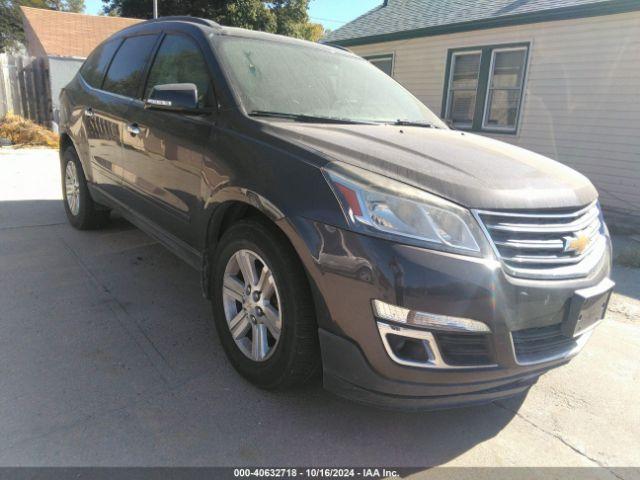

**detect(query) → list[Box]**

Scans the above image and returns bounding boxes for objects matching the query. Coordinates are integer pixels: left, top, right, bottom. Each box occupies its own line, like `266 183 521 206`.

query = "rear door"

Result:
78 38 125 194
120 32 216 246
89 34 159 202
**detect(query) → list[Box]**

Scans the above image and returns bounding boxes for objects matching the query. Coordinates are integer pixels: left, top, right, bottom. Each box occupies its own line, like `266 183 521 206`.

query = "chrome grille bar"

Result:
478 202 595 219
474 201 606 280
483 206 600 233
494 239 564 250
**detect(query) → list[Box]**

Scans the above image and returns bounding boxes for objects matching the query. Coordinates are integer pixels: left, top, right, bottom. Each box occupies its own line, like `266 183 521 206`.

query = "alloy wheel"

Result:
64 160 81 216
222 249 282 362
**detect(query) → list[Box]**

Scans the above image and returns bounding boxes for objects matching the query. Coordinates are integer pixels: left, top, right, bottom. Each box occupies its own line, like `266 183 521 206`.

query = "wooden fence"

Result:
0 54 52 126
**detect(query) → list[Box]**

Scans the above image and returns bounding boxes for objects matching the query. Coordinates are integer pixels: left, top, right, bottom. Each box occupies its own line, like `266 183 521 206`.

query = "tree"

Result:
19 0 85 12
222 0 276 32
59 0 85 12
295 21 324 42
101 0 324 42
0 0 25 53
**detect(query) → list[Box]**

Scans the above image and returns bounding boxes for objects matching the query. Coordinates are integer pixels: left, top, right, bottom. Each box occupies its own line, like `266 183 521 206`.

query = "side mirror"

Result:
145 83 199 112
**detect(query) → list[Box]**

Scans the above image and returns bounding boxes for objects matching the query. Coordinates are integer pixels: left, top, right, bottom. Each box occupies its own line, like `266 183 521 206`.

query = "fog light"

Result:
372 299 490 333
388 333 431 362
377 322 440 368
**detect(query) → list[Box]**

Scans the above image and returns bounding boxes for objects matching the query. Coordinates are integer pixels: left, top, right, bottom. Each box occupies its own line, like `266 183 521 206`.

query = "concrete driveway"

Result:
0 148 638 473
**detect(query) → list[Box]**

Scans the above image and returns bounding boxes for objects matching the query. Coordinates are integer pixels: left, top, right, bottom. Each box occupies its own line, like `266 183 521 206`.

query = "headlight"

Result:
324 163 483 255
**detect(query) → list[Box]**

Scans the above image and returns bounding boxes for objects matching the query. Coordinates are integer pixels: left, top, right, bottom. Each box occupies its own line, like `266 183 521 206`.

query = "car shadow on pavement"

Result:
0 201 522 467
610 235 640 301
611 265 640 301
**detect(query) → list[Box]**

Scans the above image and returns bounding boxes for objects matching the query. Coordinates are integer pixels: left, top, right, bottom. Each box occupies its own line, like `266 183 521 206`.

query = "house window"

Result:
365 54 394 77
443 43 529 133
445 51 481 129
483 48 527 130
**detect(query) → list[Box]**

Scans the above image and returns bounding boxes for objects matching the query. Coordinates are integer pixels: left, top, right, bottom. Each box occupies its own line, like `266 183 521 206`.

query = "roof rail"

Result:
147 16 221 28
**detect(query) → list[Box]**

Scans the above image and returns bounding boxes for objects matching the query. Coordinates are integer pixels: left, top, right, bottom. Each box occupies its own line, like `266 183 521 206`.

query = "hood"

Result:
265 122 597 210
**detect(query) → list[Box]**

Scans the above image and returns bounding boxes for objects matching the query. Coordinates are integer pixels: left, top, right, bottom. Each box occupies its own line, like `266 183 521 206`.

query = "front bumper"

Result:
320 329 542 410
288 218 612 410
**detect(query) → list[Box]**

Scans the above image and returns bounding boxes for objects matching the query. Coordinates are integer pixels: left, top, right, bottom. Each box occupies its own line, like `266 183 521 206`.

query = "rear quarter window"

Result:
80 39 120 88
102 35 158 98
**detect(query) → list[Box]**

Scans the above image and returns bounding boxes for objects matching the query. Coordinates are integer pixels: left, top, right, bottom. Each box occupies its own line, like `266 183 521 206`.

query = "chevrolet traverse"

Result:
58 16 614 409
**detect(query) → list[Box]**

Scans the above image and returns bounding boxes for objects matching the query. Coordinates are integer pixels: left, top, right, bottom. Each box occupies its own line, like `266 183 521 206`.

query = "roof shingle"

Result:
324 0 634 44
20 6 142 58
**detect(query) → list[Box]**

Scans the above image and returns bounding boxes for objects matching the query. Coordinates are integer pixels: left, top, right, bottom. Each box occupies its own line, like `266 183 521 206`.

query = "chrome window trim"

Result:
79 72 140 104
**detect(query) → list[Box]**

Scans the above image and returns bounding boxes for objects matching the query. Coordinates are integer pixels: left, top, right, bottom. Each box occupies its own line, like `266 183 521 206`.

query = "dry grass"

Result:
0 114 58 148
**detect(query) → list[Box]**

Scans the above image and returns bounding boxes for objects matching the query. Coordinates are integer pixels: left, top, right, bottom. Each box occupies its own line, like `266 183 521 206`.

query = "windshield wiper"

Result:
249 110 373 125
388 119 437 128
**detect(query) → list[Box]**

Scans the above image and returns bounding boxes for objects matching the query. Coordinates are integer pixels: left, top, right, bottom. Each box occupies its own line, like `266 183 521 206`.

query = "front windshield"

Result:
217 36 447 126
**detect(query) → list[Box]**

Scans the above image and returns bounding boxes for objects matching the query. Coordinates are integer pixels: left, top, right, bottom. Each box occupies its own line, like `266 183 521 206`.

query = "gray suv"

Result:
58 16 614 409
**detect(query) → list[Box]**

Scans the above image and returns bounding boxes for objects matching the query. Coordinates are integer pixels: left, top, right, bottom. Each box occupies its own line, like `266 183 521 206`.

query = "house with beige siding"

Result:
324 0 640 230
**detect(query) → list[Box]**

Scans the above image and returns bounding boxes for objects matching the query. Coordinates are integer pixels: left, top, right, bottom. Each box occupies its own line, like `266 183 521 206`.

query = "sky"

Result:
83 0 381 31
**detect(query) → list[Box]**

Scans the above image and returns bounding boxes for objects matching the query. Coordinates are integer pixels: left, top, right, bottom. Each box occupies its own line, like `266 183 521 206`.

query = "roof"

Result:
324 0 640 46
20 6 142 58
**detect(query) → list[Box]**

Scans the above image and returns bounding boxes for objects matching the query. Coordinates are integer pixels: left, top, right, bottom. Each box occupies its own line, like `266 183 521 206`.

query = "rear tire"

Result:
61 146 110 230
211 217 320 389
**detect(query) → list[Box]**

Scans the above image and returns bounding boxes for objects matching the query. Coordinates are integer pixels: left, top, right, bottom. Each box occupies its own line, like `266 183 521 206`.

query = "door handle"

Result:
127 123 141 136
84 108 94 118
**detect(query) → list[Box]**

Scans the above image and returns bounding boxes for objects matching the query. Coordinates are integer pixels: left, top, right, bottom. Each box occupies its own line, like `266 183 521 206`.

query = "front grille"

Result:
435 332 493 366
475 202 605 279
512 323 577 364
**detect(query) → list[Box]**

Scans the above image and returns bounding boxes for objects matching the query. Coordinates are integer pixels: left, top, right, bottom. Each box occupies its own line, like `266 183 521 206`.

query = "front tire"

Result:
61 146 109 230
211 218 320 389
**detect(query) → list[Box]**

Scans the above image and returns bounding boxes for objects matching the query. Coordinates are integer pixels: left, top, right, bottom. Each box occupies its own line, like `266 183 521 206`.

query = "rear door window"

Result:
80 39 121 88
103 35 158 98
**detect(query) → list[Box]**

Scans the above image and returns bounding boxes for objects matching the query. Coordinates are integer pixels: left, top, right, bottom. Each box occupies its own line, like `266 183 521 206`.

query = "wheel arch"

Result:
201 190 285 299
58 132 88 177
59 132 74 157
200 190 325 316
201 194 334 347
58 129 94 183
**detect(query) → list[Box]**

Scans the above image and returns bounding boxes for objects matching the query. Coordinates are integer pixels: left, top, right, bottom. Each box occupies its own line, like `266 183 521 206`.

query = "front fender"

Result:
197 125 350 319
199 186 287 300
203 185 286 222
198 186 338 335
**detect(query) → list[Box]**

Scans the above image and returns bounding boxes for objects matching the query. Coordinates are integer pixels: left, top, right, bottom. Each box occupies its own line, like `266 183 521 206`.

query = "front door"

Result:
120 33 216 246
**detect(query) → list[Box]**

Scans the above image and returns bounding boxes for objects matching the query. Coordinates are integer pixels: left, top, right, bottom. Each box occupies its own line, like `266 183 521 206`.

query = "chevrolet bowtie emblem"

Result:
563 232 590 254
